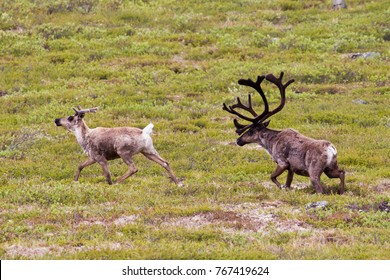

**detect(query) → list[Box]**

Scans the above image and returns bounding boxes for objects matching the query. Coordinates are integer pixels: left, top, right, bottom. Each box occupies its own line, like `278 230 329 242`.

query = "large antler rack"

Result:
223 72 294 135
263 72 294 120
73 106 99 115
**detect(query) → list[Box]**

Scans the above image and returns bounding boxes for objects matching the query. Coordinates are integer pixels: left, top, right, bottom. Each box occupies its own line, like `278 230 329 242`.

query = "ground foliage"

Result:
0 0 389 259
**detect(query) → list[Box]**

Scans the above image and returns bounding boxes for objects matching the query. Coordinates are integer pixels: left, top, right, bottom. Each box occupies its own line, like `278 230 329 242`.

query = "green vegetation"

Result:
0 0 389 259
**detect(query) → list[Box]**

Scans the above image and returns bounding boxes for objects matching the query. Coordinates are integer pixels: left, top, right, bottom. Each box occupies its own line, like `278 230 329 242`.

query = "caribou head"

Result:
55 106 98 132
223 72 294 146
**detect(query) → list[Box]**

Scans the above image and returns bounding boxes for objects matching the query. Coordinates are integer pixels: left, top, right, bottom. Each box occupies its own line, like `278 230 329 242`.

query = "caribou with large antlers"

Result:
223 72 345 194
54 106 180 185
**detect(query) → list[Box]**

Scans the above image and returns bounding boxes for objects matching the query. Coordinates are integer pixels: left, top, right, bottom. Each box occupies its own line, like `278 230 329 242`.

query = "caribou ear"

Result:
263 120 270 127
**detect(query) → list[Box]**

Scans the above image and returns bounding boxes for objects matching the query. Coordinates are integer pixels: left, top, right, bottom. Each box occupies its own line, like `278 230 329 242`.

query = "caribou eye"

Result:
67 116 74 121
246 129 255 136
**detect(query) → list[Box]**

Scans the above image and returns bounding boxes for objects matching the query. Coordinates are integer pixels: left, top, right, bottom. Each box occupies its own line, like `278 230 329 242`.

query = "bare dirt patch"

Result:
3 242 133 259
369 179 390 194
74 214 140 228
113 215 140 226
5 245 60 259
160 202 311 235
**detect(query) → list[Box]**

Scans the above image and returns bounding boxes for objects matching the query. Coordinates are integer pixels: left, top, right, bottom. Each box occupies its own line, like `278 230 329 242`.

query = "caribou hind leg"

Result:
310 175 324 194
116 153 138 184
142 152 179 184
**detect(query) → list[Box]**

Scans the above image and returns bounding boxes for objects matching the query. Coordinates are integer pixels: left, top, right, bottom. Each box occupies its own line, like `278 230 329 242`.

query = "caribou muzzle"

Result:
236 138 246 146
55 118 62 126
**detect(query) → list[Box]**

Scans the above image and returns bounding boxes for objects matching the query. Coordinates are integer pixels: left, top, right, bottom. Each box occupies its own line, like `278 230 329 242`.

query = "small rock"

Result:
378 201 390 213
349 52 380 59
333 0 347 9
306 201 329 210
362 52 380 59
353 99 368 105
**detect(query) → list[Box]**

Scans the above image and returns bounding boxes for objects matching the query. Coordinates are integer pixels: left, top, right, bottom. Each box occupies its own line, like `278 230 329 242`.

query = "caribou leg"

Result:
271 165 288 189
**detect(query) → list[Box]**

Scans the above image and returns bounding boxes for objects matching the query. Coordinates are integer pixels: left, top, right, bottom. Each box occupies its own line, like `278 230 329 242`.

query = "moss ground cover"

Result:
0 0 389 259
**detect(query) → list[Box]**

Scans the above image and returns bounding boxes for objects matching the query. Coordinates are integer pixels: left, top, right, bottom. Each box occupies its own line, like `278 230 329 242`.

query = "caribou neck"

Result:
258 128 281 151
73 120 91 153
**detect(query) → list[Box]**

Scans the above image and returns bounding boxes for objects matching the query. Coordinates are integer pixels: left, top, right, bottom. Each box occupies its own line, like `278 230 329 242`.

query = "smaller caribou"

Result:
55 106 180 185
223 72 345 194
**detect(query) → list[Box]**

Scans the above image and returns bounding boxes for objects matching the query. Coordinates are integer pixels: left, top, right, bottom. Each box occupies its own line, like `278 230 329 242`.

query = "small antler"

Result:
73 106 98 115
